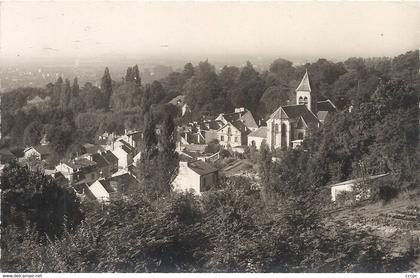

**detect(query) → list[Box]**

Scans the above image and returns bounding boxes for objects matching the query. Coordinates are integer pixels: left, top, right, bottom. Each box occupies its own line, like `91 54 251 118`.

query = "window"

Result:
228 127 232 134
299 96 304 104
234 137 238 142
275 124 279 133
220 135 224 142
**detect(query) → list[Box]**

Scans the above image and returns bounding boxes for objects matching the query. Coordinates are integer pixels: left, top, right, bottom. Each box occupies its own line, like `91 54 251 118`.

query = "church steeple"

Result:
296 70 312 111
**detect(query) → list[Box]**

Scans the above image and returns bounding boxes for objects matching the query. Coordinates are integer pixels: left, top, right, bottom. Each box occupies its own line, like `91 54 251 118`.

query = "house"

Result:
179 131 206 145
217 120 250 148
88 172 141 203
168 95 190 116
200 120 224 143
216 108 259 132
24 144 53 161
88 179 116 203
266 70 336 150
102 150 119 174
110 139 134 169
82 143 105 155
172 160 218 195
329 173 389 202
55 158 98 184
248 126 268 150
80 152 112 178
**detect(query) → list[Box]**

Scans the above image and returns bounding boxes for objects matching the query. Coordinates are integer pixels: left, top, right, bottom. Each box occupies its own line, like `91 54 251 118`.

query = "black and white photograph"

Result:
0 1 419 275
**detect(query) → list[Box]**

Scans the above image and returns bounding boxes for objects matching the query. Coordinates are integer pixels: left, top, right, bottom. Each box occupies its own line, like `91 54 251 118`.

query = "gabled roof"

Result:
270 105 320 127
91 153 110 168
97 179 116 193
317 99 337 112
103 150 118 164
248 126 267 138
296 70 311 92
317 111 329 123
168 95 185 106
220 109 258 129
329 173 390 188
188 160 217 176
231 120 250 134
63 158 97 170
26 145 53 156
83 143 105 154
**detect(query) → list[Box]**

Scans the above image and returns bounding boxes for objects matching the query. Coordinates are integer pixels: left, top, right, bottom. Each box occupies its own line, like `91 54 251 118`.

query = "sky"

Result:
0 1 419 62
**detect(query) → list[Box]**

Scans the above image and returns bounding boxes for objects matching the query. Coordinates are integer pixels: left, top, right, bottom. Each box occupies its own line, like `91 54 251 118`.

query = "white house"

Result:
55 158 98 184
172 160 218 195
217 120 250 148
24 145 53 161
329 173 389 202
248 127 267 150
216 108 259 132
110 139 134 169
88 179 116 203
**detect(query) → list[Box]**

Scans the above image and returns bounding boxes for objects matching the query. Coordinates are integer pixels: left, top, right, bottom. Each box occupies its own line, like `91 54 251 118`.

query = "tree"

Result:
125 67 133 82
132 64 141 86
23 121 43 147
101 67 113 111
1 160 83 238
156 114 179 194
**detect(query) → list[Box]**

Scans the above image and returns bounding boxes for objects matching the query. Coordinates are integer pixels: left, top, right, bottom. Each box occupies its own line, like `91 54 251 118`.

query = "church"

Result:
264 70 336 150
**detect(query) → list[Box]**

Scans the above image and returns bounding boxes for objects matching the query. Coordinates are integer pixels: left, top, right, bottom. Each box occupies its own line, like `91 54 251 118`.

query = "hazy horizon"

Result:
1 1 419 65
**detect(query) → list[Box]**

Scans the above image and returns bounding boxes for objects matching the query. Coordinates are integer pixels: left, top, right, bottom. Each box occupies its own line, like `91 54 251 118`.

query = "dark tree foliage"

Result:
0 160 83 238
101 67 113 111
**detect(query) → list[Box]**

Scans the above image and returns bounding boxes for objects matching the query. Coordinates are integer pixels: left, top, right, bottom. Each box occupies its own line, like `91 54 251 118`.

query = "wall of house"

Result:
267 118 291 150
200 172 218 192
248 136 265 150
24 148 40 160
55 163 75 182
89 181 110 202
172 162 201 195
331 183 354 202
217 124 242 148
111 148 132 169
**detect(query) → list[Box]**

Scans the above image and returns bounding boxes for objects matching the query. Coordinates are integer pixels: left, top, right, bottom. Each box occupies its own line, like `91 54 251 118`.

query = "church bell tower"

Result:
296 70 312 111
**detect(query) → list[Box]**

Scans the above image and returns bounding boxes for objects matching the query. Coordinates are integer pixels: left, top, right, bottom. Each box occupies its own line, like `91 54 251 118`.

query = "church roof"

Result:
296 70 311 92
248 127 267 138
270 105 320 128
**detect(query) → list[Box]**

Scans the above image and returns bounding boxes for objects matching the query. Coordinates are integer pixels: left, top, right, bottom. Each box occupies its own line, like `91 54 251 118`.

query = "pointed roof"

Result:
269 105 320 128
296 70 311 92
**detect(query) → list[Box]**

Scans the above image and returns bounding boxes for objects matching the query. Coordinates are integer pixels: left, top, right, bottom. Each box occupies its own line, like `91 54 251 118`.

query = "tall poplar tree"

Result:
101 67 113 111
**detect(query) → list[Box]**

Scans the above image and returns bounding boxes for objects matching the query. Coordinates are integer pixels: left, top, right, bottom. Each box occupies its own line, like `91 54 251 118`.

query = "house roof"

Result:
188 160 217 176
83 143 105 154
63 158 97 170
329 173 390 188
231 120 250 134
97 179 116 193
168 95 185 106
270 105 320 127
248 126 267 138
221 110 258 129
296 70 311 92
103 150 118 164
317 111 329 123
26 144 53 156
91 153 110 168
317 99 337 112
